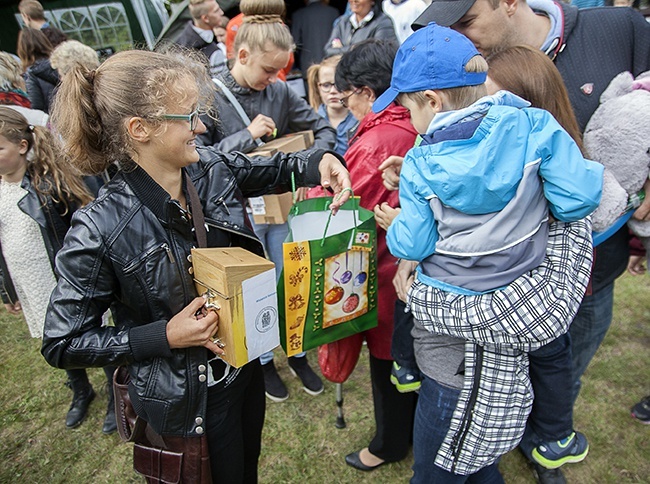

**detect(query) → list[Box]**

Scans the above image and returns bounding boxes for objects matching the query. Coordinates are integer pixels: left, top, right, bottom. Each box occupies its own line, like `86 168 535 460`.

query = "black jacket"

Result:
41 146 339 436
553 3 650 291
0 173 74 305
24 59 59 113
175 21 220 60
292 1 340 76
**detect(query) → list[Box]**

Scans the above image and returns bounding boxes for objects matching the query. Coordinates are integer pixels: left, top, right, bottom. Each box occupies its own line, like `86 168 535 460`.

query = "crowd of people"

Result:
1 0 649 482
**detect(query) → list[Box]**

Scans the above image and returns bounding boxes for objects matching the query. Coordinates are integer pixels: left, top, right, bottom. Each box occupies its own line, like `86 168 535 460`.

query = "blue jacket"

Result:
387 91 603 293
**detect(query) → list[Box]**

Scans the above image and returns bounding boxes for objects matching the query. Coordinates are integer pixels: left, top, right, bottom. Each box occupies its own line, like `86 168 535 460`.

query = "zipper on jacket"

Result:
124 243 174 274
450 344 484 474
215 196 231 216
163 243 176 264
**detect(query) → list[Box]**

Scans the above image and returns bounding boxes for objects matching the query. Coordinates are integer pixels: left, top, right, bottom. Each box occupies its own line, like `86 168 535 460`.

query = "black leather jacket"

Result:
41 146 337 436
0 173 73 305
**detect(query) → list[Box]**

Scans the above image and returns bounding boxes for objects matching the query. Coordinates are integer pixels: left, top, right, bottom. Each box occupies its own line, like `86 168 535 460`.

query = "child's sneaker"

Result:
631 395 650 424
390 362 421 393
531 431 589 469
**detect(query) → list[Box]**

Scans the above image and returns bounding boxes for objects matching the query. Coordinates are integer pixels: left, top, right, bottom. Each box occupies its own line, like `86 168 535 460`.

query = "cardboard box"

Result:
250 192 294 225
249 130 314 225
191 247 279 368
250 130 314 158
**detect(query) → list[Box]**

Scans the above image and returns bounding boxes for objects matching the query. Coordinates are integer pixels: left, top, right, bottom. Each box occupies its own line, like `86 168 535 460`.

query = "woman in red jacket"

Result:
309 39 418 471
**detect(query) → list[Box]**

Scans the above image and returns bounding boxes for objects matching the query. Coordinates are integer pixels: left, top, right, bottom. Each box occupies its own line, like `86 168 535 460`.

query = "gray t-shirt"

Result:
412 318 465 390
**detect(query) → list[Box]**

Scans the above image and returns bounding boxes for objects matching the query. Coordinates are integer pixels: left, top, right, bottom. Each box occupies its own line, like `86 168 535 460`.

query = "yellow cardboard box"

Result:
191 247 279 368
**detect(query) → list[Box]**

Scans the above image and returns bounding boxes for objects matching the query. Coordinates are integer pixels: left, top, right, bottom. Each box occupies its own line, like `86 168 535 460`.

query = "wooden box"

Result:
250 192 294 225
191 247 279 368
250 130 314 158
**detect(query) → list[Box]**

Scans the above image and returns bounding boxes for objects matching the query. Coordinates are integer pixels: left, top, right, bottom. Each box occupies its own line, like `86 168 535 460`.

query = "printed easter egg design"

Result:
325 286 345 305
340 270 352 284
342 293 360 313
353 271 367 286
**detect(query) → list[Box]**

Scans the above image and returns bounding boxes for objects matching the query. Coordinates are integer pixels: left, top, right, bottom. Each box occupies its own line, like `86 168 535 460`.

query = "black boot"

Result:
102 367 117 434
65 369 95 429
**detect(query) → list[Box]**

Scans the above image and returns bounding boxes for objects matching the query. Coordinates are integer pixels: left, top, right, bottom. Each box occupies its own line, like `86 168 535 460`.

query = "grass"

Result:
0 272 648 483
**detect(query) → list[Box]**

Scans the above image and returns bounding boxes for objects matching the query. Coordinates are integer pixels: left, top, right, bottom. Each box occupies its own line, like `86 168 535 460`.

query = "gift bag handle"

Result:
321 187 356 247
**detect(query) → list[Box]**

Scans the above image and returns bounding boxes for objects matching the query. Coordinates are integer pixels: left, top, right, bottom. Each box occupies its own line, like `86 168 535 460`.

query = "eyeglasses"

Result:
318 82 337 93
161 108 201 131
339 89 361 108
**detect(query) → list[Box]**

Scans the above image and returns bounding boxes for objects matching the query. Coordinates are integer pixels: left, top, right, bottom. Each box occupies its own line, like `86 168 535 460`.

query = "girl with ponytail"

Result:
41 48 350 482
0 106 118 434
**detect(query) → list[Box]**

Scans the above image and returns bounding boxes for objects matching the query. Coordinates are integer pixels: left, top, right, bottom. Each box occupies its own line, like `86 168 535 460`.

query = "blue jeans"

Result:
527 333 574 442
412 376 504 484
569 282 614 403
249 215 305 364
520 281 615 459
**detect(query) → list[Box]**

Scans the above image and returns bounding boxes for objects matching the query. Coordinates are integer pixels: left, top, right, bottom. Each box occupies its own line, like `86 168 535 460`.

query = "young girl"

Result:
0 107 115 433
40 49 350 482
198 0 337 402
306 55 358 156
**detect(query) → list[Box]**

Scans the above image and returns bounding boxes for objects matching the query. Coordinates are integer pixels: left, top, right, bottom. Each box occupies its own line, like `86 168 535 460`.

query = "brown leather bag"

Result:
113 366 212 483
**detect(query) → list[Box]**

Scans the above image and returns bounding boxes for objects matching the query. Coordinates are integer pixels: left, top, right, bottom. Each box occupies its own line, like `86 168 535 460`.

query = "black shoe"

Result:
66 386 96 429
533 463 567 484
102 393 117 434
288 356 324 396
345 450 385 472
262 361 289 402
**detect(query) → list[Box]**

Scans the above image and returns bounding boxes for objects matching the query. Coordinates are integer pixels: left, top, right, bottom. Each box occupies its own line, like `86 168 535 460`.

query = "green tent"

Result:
0 0 169 54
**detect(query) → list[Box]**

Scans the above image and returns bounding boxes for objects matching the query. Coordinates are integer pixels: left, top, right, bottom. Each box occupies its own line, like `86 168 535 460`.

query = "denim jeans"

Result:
527 333 574 442
249 215 305 364
520 281 615 459
569 281 615 403
412 376 504 484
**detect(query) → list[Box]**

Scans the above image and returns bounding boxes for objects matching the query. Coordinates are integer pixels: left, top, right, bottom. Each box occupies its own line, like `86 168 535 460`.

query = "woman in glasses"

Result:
40 48 350 482
306 55 358 156
309 39 418 472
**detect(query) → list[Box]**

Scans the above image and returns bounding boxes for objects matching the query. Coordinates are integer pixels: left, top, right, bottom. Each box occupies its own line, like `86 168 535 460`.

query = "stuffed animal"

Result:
583 71 650 252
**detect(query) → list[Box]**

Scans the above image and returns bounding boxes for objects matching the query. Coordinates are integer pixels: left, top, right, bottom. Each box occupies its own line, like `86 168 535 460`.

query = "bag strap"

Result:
320 187 356 247
212 78 263 147
185 173 208 249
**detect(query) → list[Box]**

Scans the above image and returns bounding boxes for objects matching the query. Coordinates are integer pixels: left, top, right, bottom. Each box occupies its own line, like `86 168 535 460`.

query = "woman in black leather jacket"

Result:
41 49 350 483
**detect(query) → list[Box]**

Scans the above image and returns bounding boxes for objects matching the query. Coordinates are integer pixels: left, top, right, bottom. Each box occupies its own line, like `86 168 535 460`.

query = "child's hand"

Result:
295 187 309 202
627 255 646 275
4 301 22 315
393 260 417 302
374 203 400 230
377 156 403 191
247 114 276 141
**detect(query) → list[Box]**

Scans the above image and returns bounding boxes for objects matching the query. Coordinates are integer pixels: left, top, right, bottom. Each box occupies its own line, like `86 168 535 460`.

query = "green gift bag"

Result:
278 196 378 357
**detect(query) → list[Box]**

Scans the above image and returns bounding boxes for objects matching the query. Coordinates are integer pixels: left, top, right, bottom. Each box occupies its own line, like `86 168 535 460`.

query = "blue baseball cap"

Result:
372 22 487 113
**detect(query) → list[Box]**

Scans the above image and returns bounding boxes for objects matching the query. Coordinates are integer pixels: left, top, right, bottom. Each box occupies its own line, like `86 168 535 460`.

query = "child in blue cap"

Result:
373 22 603 479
